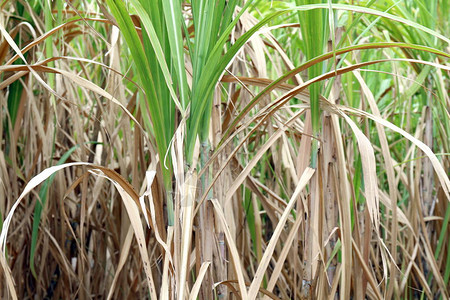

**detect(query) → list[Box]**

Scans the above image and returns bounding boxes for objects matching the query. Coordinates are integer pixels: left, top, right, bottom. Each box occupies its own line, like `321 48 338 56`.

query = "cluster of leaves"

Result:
0 0 449 299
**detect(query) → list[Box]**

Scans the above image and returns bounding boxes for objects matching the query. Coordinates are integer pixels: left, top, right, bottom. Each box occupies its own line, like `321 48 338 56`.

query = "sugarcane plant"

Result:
0 0 449 299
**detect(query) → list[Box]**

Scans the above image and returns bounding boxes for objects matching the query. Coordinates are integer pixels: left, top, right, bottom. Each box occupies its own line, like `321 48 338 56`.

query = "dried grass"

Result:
1 1 449 299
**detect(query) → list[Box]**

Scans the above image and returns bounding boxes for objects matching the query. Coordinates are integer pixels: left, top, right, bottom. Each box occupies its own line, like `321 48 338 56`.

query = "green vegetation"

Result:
0 0 449 299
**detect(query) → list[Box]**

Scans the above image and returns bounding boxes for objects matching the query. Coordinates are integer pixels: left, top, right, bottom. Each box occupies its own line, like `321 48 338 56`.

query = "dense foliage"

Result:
0 0 449 299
